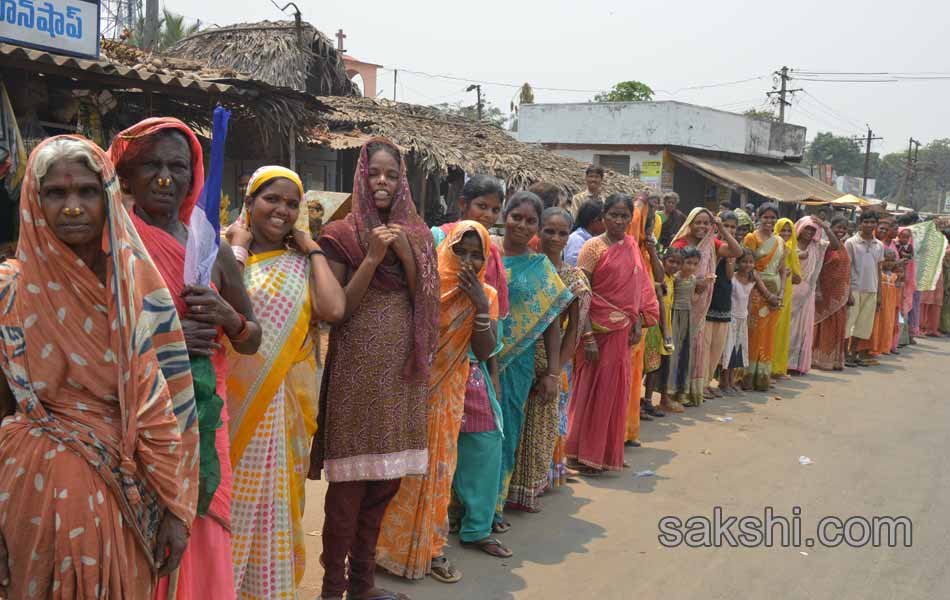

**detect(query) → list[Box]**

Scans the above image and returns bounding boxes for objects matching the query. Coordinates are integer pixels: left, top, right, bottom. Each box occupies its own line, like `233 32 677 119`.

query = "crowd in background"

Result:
1 131 949 600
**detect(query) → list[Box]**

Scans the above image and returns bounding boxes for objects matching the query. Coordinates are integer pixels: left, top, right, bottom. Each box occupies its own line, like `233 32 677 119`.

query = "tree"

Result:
594 81 654 103
509 83 535 132
130 8 201 52
432 101 508 128
743 108 776 121
806 132 863 177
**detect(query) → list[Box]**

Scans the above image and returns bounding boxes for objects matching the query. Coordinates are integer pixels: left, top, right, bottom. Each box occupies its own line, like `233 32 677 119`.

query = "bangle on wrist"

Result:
232 245 249 265
307 248 326 260
229 313 252 343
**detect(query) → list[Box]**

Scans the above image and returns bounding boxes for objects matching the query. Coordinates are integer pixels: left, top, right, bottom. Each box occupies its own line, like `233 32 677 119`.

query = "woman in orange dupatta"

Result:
109 118 261 600
0 136 198 598
742 203 785 391
624 193 664 444
567 194 659 474
377 221 499 582
813 217 853 371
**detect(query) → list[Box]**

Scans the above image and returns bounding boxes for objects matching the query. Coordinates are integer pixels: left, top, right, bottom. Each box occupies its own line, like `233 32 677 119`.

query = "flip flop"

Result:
346 589 411 600
462 537 513 558
492 519 512 534
430 556 462 584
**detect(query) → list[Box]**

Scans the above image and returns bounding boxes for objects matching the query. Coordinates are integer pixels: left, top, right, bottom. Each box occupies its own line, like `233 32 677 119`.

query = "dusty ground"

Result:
299 337 950 600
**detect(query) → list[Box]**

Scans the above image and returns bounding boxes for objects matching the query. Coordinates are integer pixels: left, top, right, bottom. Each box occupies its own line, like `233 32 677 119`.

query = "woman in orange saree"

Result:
567 194 659 474
0 136 198 598
109 117 262 600
377 221 499 583
742 204 785 391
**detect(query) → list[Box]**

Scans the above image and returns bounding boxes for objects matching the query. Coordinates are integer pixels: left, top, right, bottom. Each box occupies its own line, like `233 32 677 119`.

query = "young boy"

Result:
650 248 682 413
845 211 885 367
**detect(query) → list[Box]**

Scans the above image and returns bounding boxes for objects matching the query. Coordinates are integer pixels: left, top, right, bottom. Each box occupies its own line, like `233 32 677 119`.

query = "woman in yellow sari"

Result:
742 204 786 391
377 221 499 583
225 166 345 599
771 217 802 378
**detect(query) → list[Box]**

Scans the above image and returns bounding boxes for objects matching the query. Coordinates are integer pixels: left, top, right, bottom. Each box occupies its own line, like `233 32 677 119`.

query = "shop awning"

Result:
671 152 842 204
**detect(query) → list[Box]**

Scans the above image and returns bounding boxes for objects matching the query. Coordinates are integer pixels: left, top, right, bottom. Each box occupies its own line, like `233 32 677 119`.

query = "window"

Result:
595 154 631 175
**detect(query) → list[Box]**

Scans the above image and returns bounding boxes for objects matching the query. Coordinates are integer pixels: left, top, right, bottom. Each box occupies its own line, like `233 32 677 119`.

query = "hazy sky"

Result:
166 0 948 156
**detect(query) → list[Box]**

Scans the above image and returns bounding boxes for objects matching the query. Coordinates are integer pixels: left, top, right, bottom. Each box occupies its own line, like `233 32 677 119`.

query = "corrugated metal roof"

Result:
671 152 842 204
0 43 241 96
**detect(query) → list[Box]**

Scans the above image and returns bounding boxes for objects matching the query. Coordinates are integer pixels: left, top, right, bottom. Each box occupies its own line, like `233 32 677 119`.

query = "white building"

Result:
517 101 840 210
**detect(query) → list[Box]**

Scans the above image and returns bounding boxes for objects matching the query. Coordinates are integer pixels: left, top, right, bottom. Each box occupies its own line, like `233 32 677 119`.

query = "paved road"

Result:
299 337 950 600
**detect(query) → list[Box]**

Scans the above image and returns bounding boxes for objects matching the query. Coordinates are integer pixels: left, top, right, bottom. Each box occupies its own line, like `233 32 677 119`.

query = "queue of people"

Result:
1 127 949 600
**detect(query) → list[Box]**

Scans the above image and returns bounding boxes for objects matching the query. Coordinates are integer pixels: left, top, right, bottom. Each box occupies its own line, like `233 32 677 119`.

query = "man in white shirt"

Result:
844 211 885 366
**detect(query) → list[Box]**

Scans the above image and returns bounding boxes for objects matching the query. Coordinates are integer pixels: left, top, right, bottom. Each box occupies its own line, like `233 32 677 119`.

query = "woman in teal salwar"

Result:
492 191 573 530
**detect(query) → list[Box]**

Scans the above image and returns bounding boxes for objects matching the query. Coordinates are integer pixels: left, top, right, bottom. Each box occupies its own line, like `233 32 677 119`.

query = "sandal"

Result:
346 589 411 600
578 466 603 476
639 410 654 421
430 556 462 584
624 440 642 448
492 519 512 534
462 537 513 558
645 405 666 418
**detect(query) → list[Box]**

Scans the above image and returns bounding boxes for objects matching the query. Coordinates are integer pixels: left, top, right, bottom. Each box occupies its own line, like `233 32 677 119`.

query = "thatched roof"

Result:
167 20 357 96
97 38 326 146
310 96 648 197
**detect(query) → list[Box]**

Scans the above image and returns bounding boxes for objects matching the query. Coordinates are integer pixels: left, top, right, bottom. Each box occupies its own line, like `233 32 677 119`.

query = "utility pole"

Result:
767 66 803 123
393 69 397 101
852 126 883 196
143 0 159 51
906 137 922 209
467 84 483 121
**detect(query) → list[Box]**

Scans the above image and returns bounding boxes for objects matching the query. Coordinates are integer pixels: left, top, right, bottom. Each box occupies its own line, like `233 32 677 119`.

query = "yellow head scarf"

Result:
243 165 308 231
774 217 801 277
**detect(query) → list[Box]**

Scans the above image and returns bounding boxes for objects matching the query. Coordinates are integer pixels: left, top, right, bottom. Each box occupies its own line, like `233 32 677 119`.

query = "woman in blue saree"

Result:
491 191 573 530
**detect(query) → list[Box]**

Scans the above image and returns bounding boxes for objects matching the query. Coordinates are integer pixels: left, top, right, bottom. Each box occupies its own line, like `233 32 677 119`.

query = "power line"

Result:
800 90 864 130
381 67 600 93
384 67 772 97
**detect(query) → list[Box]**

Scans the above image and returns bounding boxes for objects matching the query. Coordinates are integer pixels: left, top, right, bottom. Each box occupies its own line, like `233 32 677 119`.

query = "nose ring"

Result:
157 177 172 188
63 207 84 216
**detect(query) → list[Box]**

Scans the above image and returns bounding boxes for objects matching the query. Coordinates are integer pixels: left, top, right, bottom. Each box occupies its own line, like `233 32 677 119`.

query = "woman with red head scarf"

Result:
309 138 439 600
109 117 261 600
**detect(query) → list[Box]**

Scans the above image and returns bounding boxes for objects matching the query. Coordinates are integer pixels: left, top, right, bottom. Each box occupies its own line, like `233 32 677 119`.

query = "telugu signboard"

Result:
0 0 99 59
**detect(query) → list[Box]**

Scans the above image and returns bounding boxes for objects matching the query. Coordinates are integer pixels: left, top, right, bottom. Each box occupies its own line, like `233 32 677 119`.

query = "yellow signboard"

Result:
641 160 662 178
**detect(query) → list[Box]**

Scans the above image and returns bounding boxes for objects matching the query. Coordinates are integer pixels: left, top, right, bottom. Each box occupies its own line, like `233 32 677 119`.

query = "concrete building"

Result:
517 101 841 211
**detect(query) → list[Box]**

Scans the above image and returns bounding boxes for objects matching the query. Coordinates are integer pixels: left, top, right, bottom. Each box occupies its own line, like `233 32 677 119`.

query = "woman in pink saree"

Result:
567 194 659 474
788 216 839 374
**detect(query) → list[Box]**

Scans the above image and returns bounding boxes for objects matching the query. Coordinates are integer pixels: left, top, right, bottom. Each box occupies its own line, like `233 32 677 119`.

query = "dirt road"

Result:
299 337 950 599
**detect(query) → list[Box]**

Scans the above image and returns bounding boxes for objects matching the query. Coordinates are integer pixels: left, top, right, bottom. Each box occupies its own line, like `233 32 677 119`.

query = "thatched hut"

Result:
309 95 648 223
167 20 358 97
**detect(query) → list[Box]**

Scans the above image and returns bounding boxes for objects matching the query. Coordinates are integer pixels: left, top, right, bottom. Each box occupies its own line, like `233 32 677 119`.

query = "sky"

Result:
164 0 950 156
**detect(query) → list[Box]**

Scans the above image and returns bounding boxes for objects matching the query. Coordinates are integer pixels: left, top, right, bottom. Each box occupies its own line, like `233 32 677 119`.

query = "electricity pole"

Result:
767 66 803 123
466 84 483 121
907 137 922 209
393 69 397 101
143 0 159 51
852 126 883 196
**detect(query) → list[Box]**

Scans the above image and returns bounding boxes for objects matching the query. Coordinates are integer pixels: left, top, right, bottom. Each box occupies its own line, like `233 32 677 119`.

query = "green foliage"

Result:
743 108 776 121
594 81 655 103
806 132 863 177
518 83 535 105
433 101 509 128
130 8 201 52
